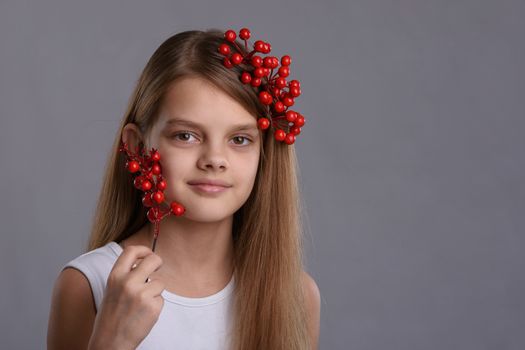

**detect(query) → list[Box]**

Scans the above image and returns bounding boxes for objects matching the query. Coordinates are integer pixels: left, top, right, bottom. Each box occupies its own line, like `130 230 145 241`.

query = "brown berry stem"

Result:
245 50 256 60
144 217 160 282
152 220 159 250
232 41 244 55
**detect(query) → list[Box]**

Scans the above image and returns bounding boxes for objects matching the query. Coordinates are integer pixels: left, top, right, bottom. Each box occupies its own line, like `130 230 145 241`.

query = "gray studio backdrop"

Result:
1 0 524 349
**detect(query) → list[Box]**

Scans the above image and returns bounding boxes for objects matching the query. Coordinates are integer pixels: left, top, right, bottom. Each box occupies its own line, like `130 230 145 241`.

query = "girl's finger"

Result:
111 245 153 277
128 253 163 283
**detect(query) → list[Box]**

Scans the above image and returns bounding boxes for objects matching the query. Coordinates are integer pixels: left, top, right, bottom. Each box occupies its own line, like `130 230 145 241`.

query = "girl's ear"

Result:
121 123 145 152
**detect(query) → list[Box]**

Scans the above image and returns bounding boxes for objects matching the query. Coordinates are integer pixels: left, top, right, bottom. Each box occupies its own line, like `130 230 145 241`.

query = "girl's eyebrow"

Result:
165 117 258 132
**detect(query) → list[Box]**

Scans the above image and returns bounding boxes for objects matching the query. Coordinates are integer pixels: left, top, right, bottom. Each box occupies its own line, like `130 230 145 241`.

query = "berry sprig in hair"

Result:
119 141 185 252
218 27 306 145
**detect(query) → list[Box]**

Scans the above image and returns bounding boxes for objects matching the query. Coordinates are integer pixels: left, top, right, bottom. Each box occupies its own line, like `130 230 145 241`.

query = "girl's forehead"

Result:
158 77 257 130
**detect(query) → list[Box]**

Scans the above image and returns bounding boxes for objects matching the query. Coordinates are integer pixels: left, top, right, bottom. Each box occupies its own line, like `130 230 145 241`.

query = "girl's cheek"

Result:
161 154 194 184
161 164 178 180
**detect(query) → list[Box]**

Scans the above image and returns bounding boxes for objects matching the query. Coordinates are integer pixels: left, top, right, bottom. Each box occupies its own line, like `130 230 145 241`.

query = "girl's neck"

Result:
120 215 235 295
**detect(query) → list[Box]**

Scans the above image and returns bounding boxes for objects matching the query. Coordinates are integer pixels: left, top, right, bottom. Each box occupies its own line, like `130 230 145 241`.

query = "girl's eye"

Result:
231 136 252 146
171 131 198 143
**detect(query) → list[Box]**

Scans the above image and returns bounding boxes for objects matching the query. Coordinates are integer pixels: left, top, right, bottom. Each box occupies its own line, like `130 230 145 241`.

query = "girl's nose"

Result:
197 145 228 171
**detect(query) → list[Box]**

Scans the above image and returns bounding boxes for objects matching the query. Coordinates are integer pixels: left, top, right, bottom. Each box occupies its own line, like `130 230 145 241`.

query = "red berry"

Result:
170 202 185 216
281 55 291 66
239 28 251 40
231 53 243 65
259 91 273 105
152 191 164 204
241 72 252 84
282 96 294 107
251 55 263 67
258 117 270 130
289 86 301 97
223 57 233 68
253 67 265 78
133 176 143 189
224 30 236 42
263 43 271 53
290 126 301 135
218 43 231 56
289 80 300 88
142 194 153 207
295 114 305 127
274 101 285 113
151 150 161 161
147 207 160 222
284 133 295 145
272 87 281 97
141 180 152 191
251 77 262 87
263 56 274 68
254 40 265 52
157 179 167 191
126 160 140 173
286 110 298 122
151 163 161 175
278 66 290 77
274 129 286 141
263 68 270 76
275 77 287 89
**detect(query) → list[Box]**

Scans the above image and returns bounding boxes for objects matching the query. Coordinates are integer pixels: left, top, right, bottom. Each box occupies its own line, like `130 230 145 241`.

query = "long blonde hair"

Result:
87 29 310 349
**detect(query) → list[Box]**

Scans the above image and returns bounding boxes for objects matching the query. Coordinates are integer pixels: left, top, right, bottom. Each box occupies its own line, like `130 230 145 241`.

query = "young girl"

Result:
47 28 320 350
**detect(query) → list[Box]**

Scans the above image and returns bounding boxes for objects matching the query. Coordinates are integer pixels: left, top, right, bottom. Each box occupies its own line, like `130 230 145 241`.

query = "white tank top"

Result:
62 241 235 349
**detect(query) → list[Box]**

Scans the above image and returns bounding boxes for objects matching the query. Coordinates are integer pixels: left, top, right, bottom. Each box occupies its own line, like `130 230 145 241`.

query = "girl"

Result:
47 28 320 350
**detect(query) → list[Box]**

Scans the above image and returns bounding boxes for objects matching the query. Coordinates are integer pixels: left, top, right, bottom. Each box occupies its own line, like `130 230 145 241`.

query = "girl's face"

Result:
145 76 261 223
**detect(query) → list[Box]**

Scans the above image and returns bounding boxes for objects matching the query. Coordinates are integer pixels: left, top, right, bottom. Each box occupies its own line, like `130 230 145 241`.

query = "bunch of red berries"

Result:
119 142 185 228
217 27 306 145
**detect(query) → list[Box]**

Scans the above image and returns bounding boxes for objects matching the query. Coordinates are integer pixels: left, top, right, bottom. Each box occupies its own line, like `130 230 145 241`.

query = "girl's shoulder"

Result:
60 241 122 311
301 270 321 349
64 241 122 267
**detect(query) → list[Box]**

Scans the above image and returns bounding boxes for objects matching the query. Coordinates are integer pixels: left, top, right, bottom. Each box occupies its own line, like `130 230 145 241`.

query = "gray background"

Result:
1 0 523 349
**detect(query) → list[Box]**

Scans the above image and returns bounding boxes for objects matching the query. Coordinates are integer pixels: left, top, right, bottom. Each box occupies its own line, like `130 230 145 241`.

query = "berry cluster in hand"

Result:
119 142 185 235
218 27 306 145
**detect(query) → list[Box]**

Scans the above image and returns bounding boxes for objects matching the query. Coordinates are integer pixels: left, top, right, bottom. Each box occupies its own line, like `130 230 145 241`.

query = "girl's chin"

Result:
182 210 234 223
162 191 244 221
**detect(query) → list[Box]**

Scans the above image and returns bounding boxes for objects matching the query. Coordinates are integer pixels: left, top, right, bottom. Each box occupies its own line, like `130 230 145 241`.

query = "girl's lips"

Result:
188 183 230 194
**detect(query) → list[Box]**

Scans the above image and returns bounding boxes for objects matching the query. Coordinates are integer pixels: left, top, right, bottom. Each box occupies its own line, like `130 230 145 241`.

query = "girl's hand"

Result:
88 245 165 350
